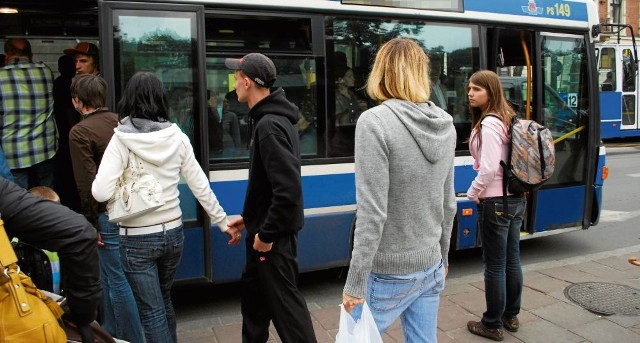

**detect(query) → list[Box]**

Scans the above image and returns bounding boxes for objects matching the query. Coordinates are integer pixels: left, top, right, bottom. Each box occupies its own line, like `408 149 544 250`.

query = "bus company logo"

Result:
522 0 543 16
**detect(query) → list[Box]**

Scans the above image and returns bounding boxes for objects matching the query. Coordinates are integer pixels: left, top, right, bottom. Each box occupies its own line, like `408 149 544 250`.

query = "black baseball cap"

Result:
225 53 276 88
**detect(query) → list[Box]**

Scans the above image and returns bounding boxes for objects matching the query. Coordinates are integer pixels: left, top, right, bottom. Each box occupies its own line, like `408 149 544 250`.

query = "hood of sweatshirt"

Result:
382 99 456 163
248 88 300 125
113 117 179 167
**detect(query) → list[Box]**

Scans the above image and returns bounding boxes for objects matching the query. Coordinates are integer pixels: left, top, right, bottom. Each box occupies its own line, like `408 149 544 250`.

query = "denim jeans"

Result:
478 196 526 329
98 213 145 343
120 225 184 343
352 260 445 342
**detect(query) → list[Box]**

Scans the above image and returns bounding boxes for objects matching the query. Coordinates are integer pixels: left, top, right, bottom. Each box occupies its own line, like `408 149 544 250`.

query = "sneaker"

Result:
503 316 519 332
467 321 504 341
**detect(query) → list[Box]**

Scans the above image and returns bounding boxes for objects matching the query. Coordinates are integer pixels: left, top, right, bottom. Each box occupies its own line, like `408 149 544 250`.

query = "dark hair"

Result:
117 72 169 122
4 38 32 58
71 74 107 109
58 55 75 77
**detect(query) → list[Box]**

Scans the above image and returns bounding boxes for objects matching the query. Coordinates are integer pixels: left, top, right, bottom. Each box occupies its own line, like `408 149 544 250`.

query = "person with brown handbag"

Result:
0 177 102 343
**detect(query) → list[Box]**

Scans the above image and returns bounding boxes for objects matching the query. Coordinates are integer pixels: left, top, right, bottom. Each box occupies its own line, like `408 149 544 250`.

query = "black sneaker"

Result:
503 316 519 332
467 321 504 341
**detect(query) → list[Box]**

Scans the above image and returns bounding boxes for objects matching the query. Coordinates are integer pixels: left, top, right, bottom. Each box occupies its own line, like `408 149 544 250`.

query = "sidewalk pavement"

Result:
176 245 640 342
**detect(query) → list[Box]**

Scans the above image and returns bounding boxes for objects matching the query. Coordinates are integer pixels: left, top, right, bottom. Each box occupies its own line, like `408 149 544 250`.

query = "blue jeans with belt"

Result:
478 196 526 330
98 213 145 343
120 223 184 343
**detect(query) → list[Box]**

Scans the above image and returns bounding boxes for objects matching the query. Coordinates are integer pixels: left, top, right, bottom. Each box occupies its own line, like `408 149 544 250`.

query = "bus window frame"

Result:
203 10 327 169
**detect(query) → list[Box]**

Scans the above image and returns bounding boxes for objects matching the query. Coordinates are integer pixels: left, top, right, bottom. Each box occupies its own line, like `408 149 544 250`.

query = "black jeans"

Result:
478 196 526 330
241 234 316 343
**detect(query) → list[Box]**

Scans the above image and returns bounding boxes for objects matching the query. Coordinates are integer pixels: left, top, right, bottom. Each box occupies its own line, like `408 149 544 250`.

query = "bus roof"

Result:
145 0 597 32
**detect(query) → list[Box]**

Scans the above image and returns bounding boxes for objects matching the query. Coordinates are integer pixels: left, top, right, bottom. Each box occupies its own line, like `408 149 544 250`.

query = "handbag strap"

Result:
0 218 18 269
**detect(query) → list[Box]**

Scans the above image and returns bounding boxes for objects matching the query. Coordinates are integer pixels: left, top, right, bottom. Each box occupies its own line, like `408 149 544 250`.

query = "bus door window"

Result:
541 35 589 185
204 15 318 162
329 18 478 155
598 47 617 91
621 48 636 126
111 10 200 221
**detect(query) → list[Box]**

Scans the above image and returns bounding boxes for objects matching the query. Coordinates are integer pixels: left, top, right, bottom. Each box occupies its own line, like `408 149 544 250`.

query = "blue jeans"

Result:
120 225 184 343
352 261 445 342
478 196 526 329
98 213 145 343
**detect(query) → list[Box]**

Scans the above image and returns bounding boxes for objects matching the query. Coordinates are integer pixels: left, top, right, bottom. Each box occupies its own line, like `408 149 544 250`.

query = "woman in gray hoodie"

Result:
342 38 457 342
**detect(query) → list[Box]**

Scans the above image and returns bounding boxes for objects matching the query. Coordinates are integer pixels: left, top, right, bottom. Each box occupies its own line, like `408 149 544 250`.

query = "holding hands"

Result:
227 216 274 252
225 216 245 245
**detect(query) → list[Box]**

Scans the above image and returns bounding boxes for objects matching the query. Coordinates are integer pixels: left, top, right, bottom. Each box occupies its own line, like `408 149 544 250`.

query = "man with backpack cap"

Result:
225 53 317 343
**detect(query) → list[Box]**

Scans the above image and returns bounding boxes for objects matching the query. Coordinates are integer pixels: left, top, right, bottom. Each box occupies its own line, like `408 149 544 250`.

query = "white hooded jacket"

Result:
92 118 228 230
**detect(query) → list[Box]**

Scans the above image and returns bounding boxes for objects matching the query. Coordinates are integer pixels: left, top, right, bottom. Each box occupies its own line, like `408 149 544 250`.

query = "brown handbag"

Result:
0 218 67 342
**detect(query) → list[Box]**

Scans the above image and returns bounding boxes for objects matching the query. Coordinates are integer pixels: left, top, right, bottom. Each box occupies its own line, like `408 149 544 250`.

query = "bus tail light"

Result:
462 208 473 216
602 166 609 180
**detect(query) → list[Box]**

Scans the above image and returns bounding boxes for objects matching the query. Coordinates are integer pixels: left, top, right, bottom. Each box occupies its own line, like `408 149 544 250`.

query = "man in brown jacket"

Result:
68 74 144 342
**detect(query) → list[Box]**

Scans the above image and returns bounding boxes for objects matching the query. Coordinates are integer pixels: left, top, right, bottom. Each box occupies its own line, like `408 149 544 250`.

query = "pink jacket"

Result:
467 115 510 201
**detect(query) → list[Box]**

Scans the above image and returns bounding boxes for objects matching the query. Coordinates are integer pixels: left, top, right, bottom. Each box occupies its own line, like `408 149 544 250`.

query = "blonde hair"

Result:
29 186 60 203
366 38 431 103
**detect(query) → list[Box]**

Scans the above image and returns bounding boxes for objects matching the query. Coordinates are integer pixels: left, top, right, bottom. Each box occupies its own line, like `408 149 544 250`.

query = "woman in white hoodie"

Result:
92 72 241 343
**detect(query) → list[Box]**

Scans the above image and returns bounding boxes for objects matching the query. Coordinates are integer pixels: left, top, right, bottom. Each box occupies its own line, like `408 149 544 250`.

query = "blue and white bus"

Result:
0 0 607 283
596 24 640 139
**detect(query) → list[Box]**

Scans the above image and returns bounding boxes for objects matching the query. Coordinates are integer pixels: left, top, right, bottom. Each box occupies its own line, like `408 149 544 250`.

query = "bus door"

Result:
598 45 623 138
620 46 639 131
99 1 211 281
490 28 594 234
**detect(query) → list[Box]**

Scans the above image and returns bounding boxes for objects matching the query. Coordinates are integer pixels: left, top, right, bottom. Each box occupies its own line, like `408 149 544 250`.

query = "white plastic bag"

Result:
335 302 383 343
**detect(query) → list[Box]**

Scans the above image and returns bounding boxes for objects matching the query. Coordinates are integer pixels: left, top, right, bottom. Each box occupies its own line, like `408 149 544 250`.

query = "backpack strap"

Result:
483 114 510 216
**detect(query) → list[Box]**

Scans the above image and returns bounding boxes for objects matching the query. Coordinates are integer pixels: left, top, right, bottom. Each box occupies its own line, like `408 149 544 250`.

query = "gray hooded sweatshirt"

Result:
344 99 457 298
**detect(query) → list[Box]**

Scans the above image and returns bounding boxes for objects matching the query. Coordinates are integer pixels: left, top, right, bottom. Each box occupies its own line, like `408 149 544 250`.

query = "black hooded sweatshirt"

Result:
242 88 303 243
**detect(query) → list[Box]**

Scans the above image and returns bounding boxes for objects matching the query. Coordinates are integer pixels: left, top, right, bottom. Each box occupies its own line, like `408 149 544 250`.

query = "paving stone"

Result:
537 266 604 284
310 306 341 331
441 281 479 296
513 310 542 327
174 250 640 343
438 304 479 331
177 317 221 332
595 256 639 271
510 319 584 343
384 326 403 342
219 314 242 325
445 326 520 342
437 329 456 343
469 279 485 291
312 321 335 343
447 289 487 317
572 263 630 281
571 317 640 343
520 286 560 310
606 313 640 328
178 328 217 343
532 301 601 329
213 324 241 343
524 272 570 294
